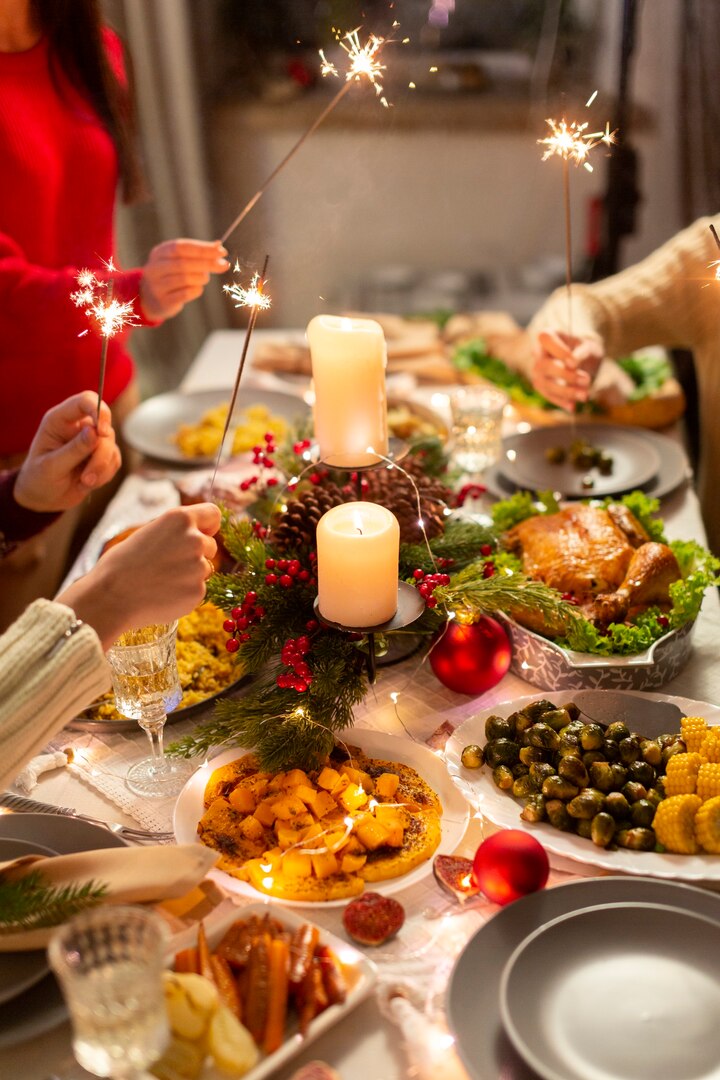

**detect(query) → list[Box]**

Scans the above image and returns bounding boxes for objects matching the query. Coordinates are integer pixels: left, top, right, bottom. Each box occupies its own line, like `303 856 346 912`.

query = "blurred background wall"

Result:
103 0 715 394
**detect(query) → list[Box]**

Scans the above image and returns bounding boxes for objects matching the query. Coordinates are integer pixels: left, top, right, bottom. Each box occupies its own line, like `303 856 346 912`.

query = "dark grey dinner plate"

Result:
482 425 691 502
122 387 310 465
0 815 127 1048
0 838 58 1006
446 876 720 1080
499 423 660 498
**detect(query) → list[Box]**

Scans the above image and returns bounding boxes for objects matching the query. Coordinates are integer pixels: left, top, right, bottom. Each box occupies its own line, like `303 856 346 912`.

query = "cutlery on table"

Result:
0 792 174 843
571 689 686 738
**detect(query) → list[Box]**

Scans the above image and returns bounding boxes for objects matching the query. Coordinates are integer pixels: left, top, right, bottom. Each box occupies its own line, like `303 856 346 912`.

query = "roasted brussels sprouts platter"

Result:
445 690 720 880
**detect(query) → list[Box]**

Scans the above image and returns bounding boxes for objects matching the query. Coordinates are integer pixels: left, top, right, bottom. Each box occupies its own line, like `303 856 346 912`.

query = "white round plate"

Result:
445 689 720 881
500 901 720 1080
123 387 310 465
174 729 470 907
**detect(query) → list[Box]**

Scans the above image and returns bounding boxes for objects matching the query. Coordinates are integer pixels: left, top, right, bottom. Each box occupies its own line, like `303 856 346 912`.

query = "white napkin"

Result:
0 844 218 951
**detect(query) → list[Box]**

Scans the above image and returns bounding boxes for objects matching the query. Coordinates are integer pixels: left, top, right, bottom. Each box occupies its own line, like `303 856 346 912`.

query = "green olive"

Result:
461 744 484 769
520 794 546 823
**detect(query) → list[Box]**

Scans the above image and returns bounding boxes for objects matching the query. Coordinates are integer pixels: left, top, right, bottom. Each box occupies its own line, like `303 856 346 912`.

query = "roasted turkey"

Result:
502 504 681 634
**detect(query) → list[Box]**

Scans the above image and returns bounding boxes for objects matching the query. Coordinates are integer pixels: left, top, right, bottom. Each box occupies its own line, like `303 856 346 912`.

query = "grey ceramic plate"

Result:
483 425 691 502
499 423 660 497
446 877 720 1080
0 838 58 1006
122 387 310 465
500 901 720 1080
0 815 127 1049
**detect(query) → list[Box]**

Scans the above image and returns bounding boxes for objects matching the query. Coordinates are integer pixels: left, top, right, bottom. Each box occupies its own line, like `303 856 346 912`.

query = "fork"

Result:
0 792 175 843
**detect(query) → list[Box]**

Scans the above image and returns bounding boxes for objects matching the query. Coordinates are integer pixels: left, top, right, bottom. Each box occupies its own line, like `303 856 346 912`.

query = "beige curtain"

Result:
106 0 228 394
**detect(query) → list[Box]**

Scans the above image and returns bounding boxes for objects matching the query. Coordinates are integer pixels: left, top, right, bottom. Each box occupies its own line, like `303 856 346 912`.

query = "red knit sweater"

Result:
0 31 149 456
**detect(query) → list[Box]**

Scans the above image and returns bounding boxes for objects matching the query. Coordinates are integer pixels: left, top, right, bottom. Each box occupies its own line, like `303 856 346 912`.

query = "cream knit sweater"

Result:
0 598 110 787
528 217 720 554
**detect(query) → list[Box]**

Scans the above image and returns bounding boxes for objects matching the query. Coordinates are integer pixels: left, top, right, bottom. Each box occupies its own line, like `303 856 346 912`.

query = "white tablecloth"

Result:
4 330 719 1079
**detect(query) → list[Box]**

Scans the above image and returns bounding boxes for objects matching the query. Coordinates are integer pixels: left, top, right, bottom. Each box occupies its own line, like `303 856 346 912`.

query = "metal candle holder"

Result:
308 438 409 498
314 580 425 683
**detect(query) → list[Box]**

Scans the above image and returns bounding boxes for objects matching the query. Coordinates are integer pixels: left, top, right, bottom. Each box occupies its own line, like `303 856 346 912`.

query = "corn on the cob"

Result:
663 752 703 796
699 729 720 763
652 794 702 854
695 796 720 854
696 763 720 802
680 716 708 755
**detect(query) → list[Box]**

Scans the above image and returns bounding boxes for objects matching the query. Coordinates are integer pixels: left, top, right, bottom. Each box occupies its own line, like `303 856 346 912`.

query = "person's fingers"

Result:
47 422 99 473
537 329 579 364
149 239 229 269
187 502 223 536
145 269 213 290
79 440 121 489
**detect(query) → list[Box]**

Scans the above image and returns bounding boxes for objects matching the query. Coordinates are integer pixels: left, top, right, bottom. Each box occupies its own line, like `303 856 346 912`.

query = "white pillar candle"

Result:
307 313 388 467
316 502 400 627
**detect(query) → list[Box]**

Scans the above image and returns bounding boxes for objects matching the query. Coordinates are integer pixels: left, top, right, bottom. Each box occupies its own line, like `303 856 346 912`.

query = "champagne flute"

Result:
106 622 191 798
48 906 169 1079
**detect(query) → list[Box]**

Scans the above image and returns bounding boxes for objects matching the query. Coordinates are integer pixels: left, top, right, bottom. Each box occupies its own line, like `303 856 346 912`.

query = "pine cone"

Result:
271 482 349 552
363 465 450 543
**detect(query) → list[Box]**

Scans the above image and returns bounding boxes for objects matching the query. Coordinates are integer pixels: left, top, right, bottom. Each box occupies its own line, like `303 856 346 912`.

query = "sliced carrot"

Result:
263 937 290 1054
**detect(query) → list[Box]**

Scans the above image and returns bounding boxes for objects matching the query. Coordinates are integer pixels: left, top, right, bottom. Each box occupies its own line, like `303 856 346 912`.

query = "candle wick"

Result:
356 527 363 536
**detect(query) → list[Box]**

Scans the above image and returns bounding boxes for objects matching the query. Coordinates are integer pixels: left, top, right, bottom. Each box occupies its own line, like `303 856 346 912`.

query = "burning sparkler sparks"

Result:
219 28 391 244
71 258 138 423
223 264 272 311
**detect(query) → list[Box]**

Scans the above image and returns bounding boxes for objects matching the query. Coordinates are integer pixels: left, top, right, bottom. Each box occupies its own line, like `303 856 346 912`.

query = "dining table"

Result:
3 328 720 1080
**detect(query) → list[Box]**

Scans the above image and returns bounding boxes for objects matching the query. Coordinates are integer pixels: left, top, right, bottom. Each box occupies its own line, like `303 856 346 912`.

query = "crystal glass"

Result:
449 385 508 475
47 906 169 1079
106 622 191 798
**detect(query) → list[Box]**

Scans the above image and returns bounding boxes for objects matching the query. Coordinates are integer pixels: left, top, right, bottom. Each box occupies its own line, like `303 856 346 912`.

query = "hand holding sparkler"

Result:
531 329 605 412
219 29 389 245
139 238 230 321
13 391 121 512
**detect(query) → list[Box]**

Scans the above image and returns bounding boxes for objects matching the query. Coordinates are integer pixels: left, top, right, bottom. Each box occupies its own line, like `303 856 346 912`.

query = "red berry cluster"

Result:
560 592 580 606
657 614 670 629
277 633 314 692
412 568 451 609
478 543 496 579
456 482 487 507
239 432 279 492
292 438 313 455
264 556 315 589
224 591 265 653
342 472 369 497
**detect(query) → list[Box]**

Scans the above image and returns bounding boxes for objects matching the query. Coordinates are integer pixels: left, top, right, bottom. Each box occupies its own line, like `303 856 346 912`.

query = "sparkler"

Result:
71 258 138 423
210 256 271 493
219 29 389 245
538 112 617 330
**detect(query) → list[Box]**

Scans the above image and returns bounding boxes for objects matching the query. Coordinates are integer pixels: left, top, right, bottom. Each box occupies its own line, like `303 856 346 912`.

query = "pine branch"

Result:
438 568 580 639
400 518 494 574
0 871 107 932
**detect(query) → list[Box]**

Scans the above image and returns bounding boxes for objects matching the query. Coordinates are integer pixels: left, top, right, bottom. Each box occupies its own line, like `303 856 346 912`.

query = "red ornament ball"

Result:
429 616 511 695
471 830 549 906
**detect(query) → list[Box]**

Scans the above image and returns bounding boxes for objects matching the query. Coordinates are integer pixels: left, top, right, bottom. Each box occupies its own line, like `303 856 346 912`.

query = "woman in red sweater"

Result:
0 0 229 627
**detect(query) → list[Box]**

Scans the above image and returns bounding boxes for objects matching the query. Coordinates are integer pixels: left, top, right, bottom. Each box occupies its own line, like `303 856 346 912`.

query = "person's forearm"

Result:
0 599 110 787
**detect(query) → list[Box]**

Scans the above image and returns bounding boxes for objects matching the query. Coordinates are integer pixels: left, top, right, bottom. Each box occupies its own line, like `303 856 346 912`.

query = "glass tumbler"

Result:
47 905 169 1079
449 385 508 475
106 621 191 798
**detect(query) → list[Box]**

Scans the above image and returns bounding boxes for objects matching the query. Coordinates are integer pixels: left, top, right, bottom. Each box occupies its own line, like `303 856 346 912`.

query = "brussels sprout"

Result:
520 699 558 724
580 723 605 751
622 780 648 804
646 784 665 807
562 719 586 738
519 745 548 766
582 750 606 769
485 739 520 768
639 739 662 768
542 708 574 732
618 736 641 765
513 774 539 799
576 818 593 839
512 710 534 736
485 715 515 741
658 733 683 750
542 775 579 800
520 794 546 823
567 788 606 819
662 742 686 767
558 733 581 757
512 762 530 778
616 827 656 851
601 738 620 763
591 812 616 848
630 799 656 828
527 723 560 751
558 756 589 788
610 763 628 789
562 702 581 722
605 791 631 820
588 761 615 793
529 762 556 787
492 764 514 790
627 760 656 787
461 744 484 769
546 799 574 831
606 721 631 742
